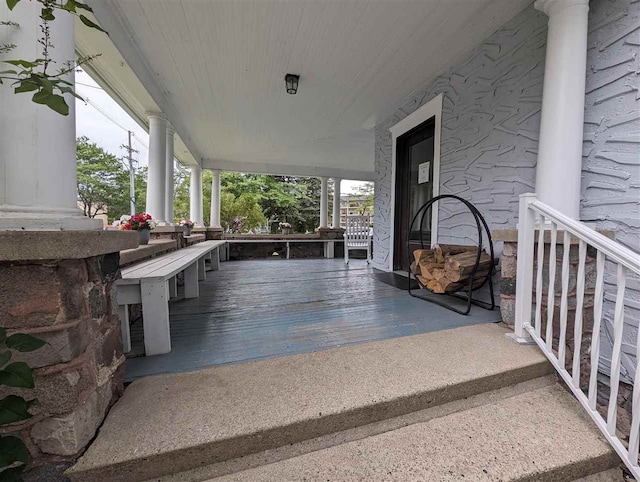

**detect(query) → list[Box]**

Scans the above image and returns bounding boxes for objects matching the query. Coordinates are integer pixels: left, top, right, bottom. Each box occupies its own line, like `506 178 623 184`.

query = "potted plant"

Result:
231 217 243 234
180 219 194 236
279 222 292 235
119 213 156 245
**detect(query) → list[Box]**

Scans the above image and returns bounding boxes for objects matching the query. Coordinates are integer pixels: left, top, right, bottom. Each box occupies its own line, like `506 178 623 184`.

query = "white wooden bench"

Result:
116 240 226 356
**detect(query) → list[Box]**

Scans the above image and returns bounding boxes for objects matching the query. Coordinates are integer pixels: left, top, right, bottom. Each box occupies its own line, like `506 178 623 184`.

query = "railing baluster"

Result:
558 231 571 370
520 195 640 479
588 251 605 410
535 213 545 338
628 323 640 468
546 222 557 352
607 263 628 436
572 240 587 388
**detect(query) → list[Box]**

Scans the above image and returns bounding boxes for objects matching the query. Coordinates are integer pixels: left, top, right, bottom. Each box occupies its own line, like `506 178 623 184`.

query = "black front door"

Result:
393 118 435 272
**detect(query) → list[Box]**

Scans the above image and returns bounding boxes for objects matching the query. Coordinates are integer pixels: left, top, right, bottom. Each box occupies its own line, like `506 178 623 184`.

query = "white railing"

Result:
514 193 640 478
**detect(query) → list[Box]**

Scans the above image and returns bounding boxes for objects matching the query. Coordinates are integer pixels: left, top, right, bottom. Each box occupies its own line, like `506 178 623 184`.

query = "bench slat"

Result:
121 241 225 280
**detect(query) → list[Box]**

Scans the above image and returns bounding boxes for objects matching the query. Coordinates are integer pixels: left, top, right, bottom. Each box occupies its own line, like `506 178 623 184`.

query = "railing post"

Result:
507 193 537 343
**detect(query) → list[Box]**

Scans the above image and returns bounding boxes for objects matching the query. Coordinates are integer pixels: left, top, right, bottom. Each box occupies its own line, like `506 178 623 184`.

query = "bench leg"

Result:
198 257 207 281
141 279 171 355
118 304 131 354
184 262 199 299
168 276 177 298
211 247 220 271
325 241 335 259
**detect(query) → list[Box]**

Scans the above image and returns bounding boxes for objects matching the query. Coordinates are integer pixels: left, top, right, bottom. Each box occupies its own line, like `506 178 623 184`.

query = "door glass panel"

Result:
409 136 434 242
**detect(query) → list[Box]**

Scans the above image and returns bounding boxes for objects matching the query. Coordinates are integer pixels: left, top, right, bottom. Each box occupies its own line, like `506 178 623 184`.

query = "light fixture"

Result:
285 74 300 95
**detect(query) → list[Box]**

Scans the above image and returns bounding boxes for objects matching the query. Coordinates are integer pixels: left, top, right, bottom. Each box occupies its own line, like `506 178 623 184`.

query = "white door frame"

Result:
388 93 442 272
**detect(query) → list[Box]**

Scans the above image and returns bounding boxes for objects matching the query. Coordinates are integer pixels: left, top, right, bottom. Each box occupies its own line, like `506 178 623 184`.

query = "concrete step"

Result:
204 383 618 482
68 324 554 482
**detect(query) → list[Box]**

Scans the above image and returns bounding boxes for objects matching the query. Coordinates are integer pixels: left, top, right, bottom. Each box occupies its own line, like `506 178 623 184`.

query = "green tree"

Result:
354 182 374 215
174 171 331 233
76 137 146 222
220 192 266 231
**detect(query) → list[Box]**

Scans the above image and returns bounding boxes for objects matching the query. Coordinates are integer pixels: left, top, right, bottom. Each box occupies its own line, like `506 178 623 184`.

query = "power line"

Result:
76 81 104 90
77 91 150 153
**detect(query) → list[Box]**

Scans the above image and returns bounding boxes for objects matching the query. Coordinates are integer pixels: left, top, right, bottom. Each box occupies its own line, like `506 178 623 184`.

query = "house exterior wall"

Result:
373 5 548 270
582 0 640 385
373 0 639 381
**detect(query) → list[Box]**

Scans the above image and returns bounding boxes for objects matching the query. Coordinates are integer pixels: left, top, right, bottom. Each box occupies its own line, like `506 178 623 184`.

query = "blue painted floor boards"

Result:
125 258 502 381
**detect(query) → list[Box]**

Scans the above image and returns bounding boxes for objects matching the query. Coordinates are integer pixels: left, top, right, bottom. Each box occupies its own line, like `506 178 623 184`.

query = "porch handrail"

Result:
513 192 640 479
529 199 640 275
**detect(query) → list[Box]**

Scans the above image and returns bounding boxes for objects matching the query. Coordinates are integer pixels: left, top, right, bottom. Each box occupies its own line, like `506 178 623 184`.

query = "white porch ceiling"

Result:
80 0 533 179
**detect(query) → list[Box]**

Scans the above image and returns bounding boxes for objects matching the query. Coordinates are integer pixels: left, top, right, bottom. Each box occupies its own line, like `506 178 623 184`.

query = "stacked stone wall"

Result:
0 253 126 478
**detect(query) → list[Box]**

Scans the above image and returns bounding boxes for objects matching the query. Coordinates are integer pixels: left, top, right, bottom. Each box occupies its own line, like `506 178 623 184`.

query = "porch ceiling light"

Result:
285 74 300 95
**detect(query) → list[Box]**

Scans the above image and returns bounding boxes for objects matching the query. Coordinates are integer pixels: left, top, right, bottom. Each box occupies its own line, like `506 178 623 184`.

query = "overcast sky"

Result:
75 70 366 193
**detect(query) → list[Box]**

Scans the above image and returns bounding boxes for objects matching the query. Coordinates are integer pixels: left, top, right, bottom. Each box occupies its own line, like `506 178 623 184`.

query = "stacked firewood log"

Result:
410 244 493 294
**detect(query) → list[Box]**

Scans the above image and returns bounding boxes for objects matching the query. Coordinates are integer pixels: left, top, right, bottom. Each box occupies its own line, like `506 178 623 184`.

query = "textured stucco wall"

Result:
372 6 548 270
373 0 639 382
582 0 640 384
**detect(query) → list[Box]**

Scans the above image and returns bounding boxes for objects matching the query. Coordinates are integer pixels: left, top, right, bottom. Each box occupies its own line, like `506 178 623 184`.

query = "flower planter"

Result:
282 228 291 235
138 228 151 245
184 226 192 236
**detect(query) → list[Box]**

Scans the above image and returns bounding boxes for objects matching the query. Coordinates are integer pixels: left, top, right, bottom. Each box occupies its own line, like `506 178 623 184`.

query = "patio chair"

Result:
344 215 371 264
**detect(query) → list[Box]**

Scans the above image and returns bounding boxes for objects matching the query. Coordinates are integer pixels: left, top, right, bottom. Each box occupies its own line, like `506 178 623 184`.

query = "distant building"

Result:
336 194 373 228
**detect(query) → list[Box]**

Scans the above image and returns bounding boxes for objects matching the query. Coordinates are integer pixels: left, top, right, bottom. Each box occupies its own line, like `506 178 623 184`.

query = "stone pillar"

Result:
145 114 167 223
0 231 138 478
319 176 329 229
332 178 342 228
165 124 175 224
190 166 204 227
210 170 221 228
534 0 589 219
0 1 101 231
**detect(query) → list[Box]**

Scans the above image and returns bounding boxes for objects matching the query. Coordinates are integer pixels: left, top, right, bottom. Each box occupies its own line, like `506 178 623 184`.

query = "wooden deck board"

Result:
125 258 502 381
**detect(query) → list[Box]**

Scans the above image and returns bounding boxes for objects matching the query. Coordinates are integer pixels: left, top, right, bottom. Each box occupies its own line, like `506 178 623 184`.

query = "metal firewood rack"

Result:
407 194 496 315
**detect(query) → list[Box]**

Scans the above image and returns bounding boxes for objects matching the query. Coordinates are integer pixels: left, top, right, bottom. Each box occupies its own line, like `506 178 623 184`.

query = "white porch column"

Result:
534 0 589 219
146 113 167 223
165 124 175 224
190 166 204 226
319 176 329 229
332 178 342 228
209 170 222 228
0 2 101 230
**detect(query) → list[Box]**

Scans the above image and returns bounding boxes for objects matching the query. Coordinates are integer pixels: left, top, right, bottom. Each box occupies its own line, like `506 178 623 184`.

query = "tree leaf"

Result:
3 60 38 68
32 90 69 116
14 81 38 94
6 334 46 352
30 74 54 93
40 7 55 21
0 363 34 389
0 396 34 425
74 1 93 12
61 0 76 12
58 85 84 101
0 436 30 467
0 352 11 368
79 15 107 34
6 0 21 11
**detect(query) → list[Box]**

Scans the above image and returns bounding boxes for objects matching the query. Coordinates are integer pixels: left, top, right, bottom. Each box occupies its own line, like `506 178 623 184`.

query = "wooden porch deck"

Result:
125 258 502 381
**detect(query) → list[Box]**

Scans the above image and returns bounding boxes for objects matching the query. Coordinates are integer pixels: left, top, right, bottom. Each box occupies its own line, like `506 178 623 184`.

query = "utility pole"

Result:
120 131 139 215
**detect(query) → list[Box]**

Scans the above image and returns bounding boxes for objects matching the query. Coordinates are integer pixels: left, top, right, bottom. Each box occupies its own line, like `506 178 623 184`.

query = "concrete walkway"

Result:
69 324 577 481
